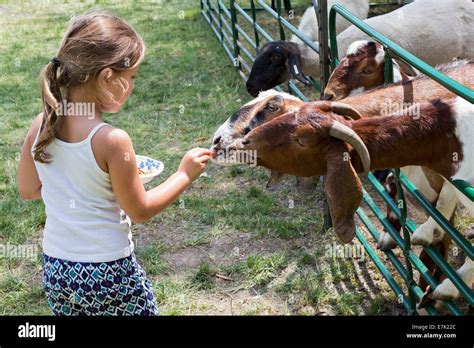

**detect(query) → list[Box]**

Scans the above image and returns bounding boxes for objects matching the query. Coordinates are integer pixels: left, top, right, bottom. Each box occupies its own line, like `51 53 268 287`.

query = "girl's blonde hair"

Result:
34 11 145 163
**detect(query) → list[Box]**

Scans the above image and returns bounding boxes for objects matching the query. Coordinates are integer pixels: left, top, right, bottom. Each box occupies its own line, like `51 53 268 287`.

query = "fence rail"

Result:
200 0 473 315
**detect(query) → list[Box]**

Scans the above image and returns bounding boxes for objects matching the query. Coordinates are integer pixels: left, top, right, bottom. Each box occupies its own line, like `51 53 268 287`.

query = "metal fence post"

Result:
217 1 224 45
250 0 260 52
394 168 417 313
383 48 394 84
313 0 333 232
229 0 241 70
206 0 213 25
276 0 286 41
314 0 330 95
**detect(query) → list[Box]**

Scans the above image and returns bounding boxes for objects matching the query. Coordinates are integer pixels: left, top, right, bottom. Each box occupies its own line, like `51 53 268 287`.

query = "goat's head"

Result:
219 100 369 243
246 41 308 97
324 40 403 101
211 90 305 163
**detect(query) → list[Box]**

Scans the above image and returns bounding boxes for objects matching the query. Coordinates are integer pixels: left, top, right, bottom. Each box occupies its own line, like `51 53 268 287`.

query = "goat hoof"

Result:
411 225 435 246
432 279 459 301
416 306 429 316
377 232 398 250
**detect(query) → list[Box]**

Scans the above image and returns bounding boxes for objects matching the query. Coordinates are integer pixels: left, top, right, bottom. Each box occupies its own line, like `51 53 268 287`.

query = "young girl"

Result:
17 11 213 315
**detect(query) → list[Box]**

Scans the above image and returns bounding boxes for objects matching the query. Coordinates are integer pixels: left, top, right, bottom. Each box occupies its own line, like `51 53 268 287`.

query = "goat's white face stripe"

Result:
451 97 474 184
243 89 299 107
213 118 233 149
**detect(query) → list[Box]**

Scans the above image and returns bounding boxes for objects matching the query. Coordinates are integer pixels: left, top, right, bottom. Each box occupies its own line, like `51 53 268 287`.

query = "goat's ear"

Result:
324 141 362 243
287 48 309 85
267 95 283 110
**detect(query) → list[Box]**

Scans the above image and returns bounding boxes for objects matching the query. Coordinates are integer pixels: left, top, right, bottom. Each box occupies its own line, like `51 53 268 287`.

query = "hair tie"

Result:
51 57 60 67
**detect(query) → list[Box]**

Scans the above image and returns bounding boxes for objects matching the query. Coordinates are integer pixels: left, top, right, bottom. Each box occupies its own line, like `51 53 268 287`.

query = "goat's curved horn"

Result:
330 102 362 120
329 121 370 175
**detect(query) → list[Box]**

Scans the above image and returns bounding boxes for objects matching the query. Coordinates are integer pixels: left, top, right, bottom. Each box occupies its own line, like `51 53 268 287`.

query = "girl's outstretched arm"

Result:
104 128 211 223
17 114 43 200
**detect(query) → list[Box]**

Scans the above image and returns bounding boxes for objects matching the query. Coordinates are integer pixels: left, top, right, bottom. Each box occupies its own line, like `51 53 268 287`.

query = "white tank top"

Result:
32 121 134 262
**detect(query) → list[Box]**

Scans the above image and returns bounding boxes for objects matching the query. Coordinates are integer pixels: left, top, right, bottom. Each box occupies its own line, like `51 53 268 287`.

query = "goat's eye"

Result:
270 54 283 63
295 137 306 148
265 105 279 112
363 67 374 74
336 69 347 78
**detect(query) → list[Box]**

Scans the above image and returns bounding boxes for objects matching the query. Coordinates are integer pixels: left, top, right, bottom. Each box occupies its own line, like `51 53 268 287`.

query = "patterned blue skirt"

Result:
42 253 158 316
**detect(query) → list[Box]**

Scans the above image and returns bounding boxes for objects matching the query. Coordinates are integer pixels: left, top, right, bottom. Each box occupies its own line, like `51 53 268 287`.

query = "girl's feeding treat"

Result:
17 11 213 316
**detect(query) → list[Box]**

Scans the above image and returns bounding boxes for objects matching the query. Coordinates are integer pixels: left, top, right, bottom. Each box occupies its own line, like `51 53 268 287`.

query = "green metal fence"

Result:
200 0 473 315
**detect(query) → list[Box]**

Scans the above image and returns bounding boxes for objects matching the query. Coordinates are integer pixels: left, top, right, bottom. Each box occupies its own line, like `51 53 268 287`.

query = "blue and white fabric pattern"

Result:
42 253 158 316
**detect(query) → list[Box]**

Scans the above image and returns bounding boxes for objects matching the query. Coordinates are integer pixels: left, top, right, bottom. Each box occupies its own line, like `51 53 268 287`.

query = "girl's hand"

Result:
178 148 212 182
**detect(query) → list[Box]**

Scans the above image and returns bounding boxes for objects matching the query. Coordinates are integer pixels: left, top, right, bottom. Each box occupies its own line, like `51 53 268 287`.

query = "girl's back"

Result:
31 119 133 262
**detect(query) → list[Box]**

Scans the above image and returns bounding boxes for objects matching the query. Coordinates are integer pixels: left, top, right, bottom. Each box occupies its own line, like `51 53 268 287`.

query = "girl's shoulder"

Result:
91 124 134 173
27 113 44 148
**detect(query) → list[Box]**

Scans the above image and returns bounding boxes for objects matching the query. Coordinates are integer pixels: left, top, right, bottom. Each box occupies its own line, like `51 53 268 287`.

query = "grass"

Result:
191 262 215 290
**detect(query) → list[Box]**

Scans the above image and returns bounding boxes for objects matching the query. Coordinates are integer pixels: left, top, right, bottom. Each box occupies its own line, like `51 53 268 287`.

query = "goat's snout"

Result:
211 135 222 152
323 91 335 101
246 83 259 97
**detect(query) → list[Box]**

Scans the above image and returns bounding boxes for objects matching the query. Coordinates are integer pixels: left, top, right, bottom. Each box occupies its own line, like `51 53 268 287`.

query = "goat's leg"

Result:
412 181 457 246
378 166 440 251
378 172 400 250
417 233 451 309
432 256 474 300
271 0 292 14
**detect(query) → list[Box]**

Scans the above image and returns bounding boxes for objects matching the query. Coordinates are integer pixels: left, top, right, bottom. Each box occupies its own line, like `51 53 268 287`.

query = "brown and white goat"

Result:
224 97 474 301
323 52 474 246
323 40 417 101
324 59 474 250
330 59 474 117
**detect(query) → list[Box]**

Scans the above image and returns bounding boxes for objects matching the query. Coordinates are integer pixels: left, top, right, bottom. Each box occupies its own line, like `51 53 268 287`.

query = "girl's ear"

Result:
324 140 362 243
98 68 113 84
